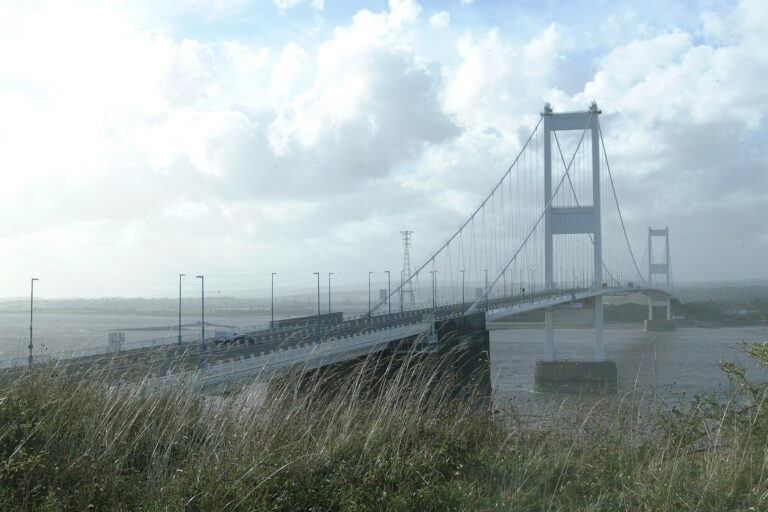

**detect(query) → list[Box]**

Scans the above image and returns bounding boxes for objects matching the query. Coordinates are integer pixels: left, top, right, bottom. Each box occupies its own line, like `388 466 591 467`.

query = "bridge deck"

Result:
3 286 670 389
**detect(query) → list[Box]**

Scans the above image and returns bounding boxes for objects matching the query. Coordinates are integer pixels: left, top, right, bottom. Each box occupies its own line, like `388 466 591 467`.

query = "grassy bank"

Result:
1 344 768 511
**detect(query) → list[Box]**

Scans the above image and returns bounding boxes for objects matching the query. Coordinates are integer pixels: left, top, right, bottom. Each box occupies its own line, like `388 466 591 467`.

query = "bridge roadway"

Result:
48 285 663 380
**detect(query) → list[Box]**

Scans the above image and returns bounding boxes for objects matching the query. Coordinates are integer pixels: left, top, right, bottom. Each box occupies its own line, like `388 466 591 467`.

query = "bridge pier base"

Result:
644 319 676 331
645 296 675 331
533 360 617 393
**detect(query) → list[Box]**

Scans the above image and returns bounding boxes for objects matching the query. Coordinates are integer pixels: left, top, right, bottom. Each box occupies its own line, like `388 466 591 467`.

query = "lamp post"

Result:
178 273 185 345
368 271 373 317
328 272 333 316
384 270 391 328
271 272 277 329
314 272 321 342
460 269 465 315
483 268 488 311
29 278 38 366
195 275 206 369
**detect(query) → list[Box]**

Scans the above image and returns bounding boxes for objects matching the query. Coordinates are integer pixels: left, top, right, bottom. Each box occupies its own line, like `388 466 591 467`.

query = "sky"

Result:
0 0 766 299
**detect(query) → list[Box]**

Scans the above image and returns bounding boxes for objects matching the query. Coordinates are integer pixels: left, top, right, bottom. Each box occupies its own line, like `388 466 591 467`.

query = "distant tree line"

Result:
604 298 768 326
504 299 768 326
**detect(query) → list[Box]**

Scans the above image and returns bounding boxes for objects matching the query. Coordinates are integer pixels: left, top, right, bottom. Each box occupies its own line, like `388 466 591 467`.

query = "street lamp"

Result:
271 272 277 329
384 270 391 328
313 272 321 342
368 271 373 317
29 278 38 366
460 269 465 315
178 273 185 345
483 268 488 311
328 272 333 316
195 275 206 369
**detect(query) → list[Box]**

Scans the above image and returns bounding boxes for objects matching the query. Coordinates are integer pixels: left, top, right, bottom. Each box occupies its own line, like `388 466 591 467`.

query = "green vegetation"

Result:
677 298 768 326
1 343 768 511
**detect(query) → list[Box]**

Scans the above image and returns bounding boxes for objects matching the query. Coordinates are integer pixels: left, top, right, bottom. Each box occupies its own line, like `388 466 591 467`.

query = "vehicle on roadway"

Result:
213 330 233 344
232 334 255 345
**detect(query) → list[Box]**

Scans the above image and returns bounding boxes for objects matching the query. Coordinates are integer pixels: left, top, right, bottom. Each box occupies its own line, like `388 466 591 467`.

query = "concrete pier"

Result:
534 360 617 393
432 313 492 406
644 319 676 331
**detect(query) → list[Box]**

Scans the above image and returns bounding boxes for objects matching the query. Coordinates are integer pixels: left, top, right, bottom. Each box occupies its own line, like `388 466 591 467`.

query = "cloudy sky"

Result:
1 0 766 299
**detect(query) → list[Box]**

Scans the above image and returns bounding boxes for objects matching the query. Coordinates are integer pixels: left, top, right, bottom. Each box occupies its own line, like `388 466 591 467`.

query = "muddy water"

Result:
489 325 767 413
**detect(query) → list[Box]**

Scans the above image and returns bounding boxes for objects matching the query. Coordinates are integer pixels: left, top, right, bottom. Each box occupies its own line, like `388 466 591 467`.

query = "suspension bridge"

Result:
11 102 677 392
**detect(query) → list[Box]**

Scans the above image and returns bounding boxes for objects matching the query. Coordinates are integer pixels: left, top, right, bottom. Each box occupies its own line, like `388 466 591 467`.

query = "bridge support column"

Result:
645 295 676 331
594 296 604 361
533 103 616 392
534 298 616 393
645 227 675 331
541 102 608 365
544 311 554 361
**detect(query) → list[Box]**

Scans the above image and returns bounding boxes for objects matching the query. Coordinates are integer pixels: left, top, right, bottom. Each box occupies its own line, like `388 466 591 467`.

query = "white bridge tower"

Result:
647 227 672 321
543 101 604 362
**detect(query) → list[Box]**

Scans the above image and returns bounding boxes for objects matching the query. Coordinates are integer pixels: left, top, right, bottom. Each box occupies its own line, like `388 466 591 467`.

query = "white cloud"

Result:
444 24 561 138
270 42 312 98
429 11 450 28
163 39 218 105
569 1 768 280
0 0 767 297
137 108 256 177
273 0 302 10
387 0 421 25
266 0 458 185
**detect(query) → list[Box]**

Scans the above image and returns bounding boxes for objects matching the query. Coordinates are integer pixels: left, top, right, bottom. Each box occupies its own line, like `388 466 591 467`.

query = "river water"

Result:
489 325 767 413
0 312 269 361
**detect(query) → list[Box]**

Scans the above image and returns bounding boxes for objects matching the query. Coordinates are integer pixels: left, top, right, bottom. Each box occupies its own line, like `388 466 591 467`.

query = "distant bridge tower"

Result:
542 101 604 362
400 230 415 311
647 227 672 322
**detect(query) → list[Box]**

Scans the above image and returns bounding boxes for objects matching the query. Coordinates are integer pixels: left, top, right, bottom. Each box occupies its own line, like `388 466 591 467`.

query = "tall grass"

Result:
1 340 767 511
